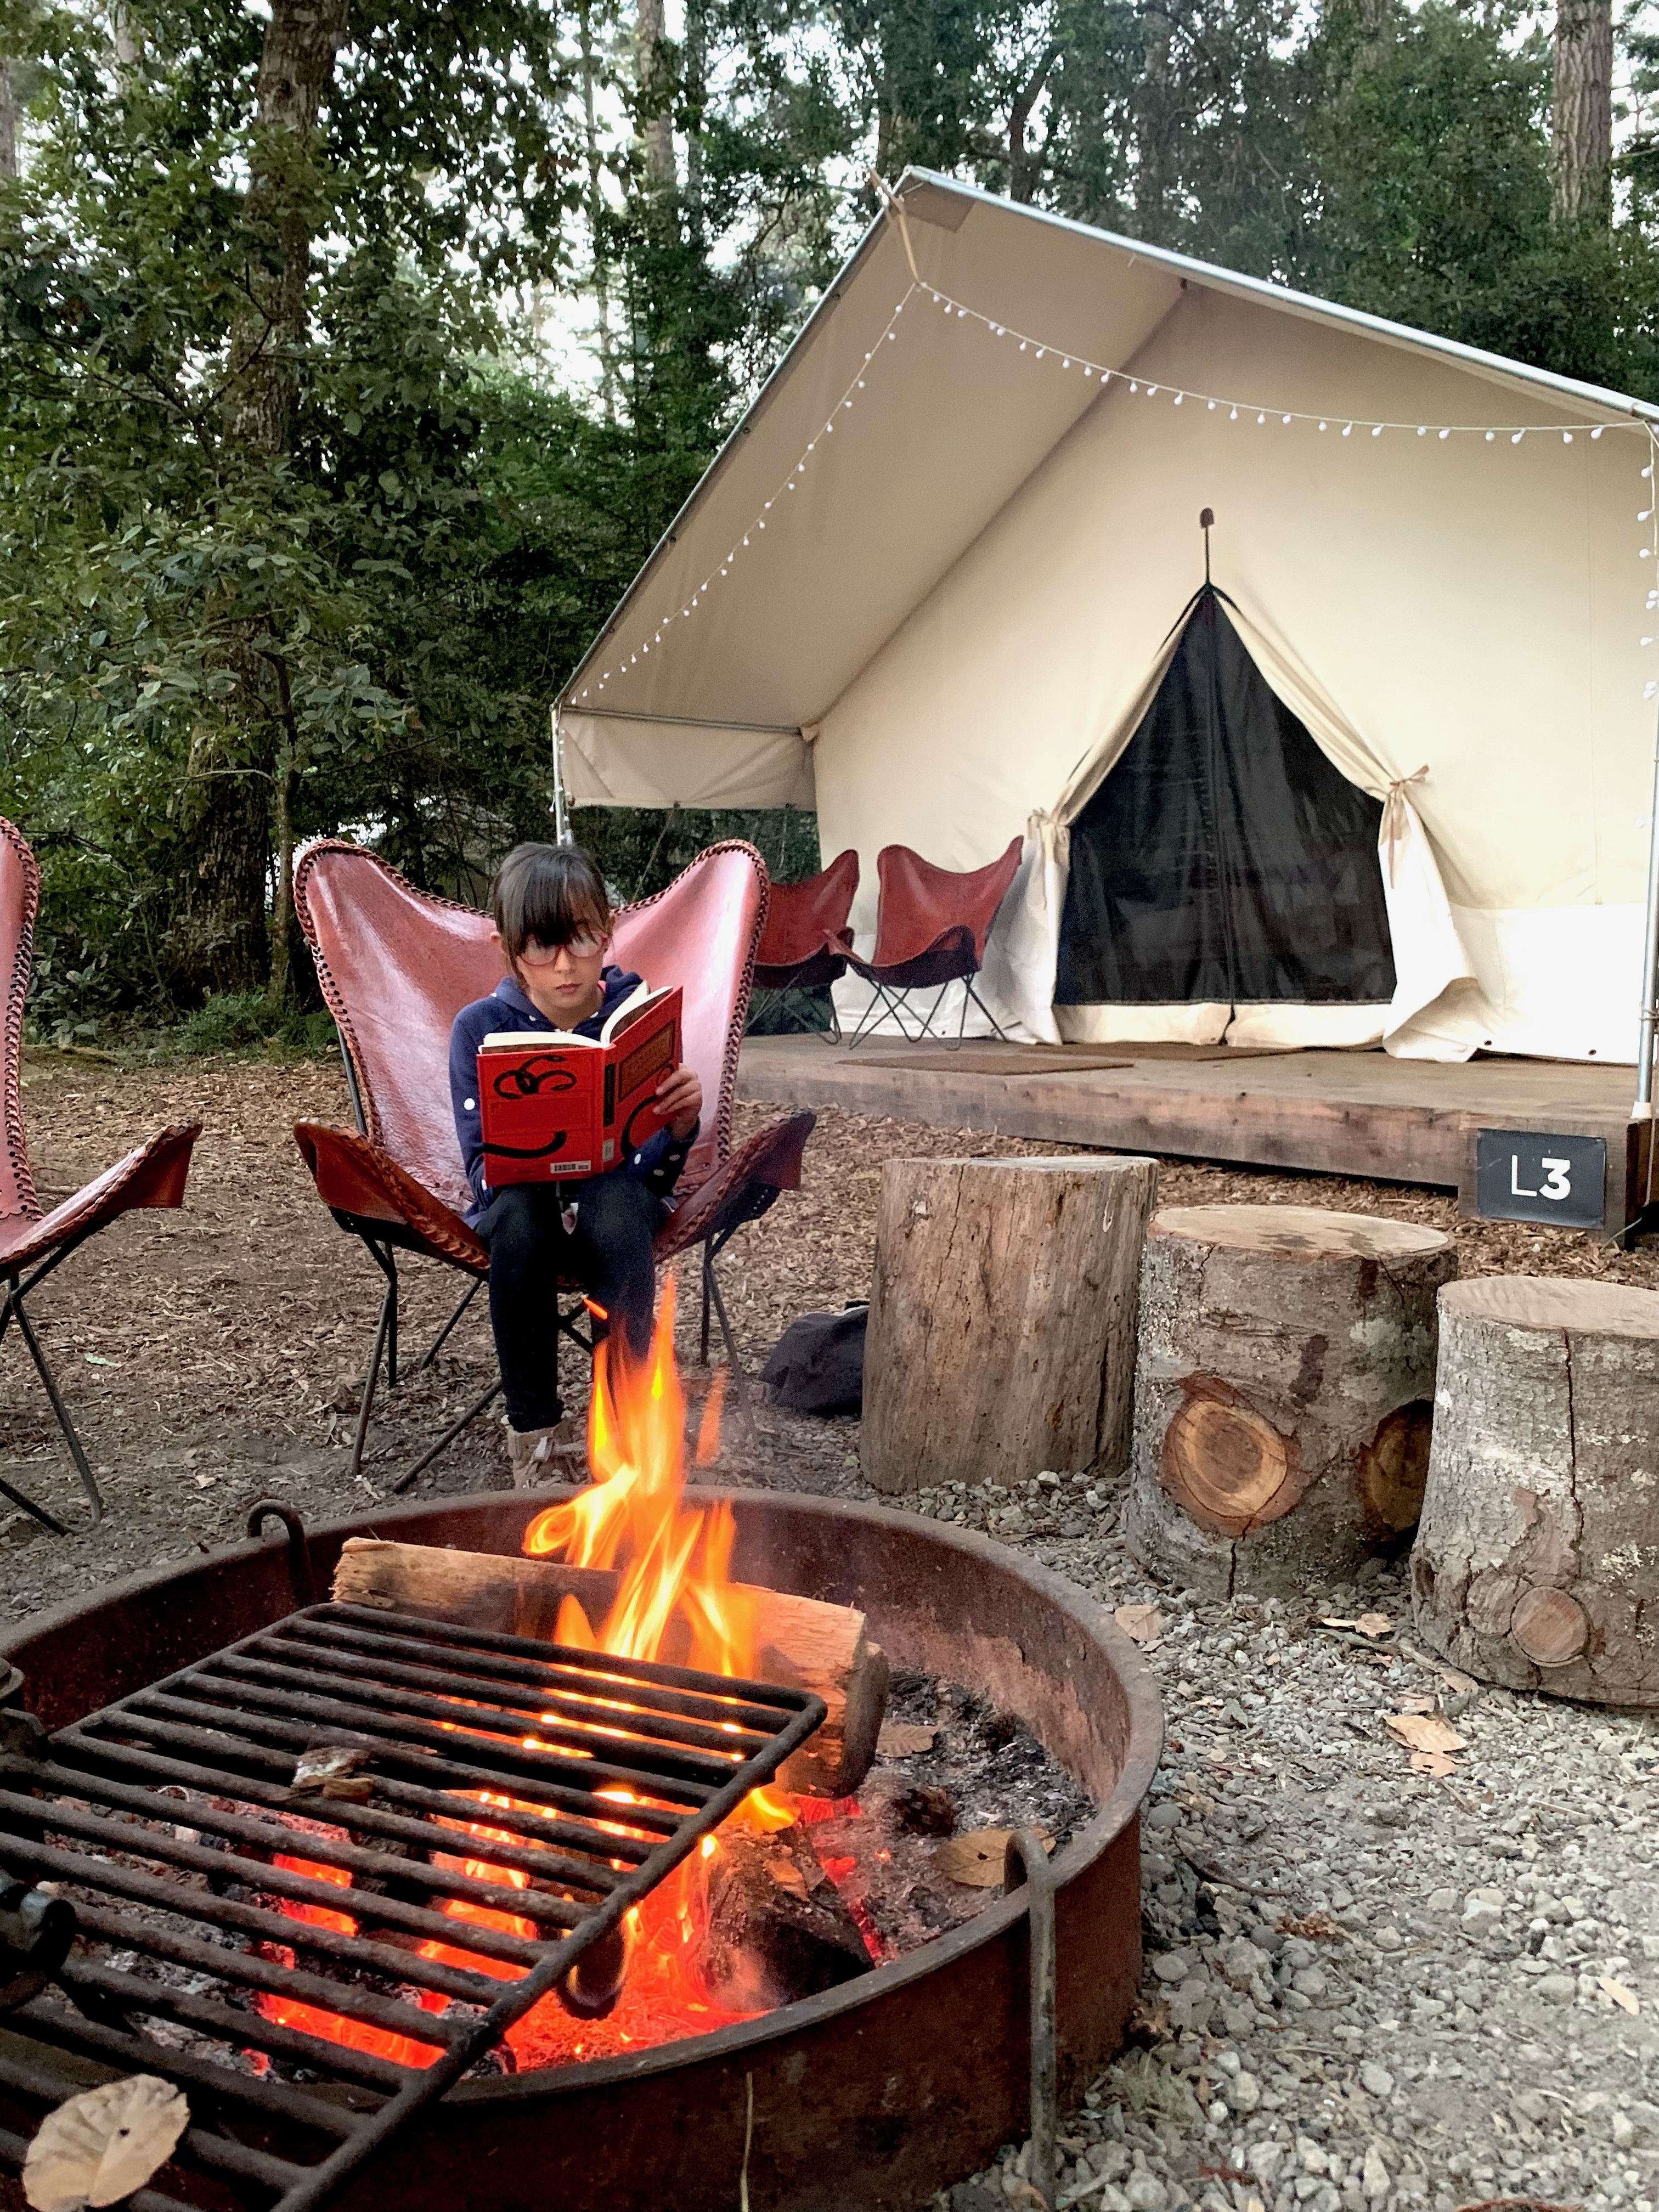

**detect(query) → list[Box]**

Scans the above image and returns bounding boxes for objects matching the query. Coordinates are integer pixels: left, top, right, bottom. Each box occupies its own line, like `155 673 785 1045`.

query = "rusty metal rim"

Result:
0 1486 1163 2104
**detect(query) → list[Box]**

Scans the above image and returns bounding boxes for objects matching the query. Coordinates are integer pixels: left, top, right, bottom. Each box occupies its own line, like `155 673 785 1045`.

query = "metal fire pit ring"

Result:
1 1489 1163 2212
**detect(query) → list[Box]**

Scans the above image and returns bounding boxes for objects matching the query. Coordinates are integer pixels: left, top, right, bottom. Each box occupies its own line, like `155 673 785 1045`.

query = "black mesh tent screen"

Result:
1056 586 1396 1008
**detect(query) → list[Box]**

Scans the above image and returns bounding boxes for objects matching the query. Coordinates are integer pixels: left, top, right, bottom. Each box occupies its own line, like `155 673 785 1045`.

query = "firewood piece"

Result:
700 1825 873 2007
1124 1205 1456 1596
1409 1276 1658 1708
330 1538 888 1796
861 1153 1158 1494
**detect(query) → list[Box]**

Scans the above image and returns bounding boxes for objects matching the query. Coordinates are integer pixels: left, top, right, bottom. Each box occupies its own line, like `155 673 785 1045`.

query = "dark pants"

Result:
475 1176 660 1432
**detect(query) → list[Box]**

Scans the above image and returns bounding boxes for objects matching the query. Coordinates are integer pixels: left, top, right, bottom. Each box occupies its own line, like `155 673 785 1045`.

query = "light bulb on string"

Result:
1372 425 1383 437
1511 431 1525 444
1129 381 1138 392
1318 420 1327 431
1209 399 1217 411
1591 425 1604 437
1257 412 1266 424
1564 431 1574 443
1231 407 1239 420
1439 428 1451 440
1486 431 1496 442
1282 414 1291 426
1417 426 1427 437
1342 424 1352 437
1173 392 1183 405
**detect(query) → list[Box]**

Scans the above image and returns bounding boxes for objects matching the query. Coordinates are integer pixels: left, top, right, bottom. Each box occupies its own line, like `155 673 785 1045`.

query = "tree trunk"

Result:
1008 41 1060 202
1553 0 1613 224
1124 1205 1455 1597
861 1154 1158 1496
1410 1277 1657 1708
0 55 15 183
223 0 346 454
634 0 675 189
578 0 617 421
171 744 272 996
684 0 707 242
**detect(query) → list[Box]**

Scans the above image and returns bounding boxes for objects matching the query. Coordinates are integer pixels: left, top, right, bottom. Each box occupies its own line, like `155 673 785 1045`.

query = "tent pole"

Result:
551 704 572 845
1635 706 1659 1137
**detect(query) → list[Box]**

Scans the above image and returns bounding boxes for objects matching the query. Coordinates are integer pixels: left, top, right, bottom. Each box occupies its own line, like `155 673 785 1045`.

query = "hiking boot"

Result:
504 1415 586 1489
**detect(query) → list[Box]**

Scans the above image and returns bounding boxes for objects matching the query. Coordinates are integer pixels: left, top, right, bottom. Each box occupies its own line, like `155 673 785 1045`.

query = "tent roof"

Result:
557 170 1659 740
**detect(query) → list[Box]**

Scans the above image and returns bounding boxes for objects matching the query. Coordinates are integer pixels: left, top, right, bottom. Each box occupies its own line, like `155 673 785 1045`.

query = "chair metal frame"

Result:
1 816 199 1533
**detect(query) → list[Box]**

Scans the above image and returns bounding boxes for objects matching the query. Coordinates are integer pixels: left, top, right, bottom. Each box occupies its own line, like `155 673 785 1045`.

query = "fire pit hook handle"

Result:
1003 1827 1058 2212
246 1499 318 1609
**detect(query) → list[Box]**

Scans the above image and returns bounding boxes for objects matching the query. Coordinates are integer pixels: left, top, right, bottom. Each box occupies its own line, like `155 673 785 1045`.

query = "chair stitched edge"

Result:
0 817 42 1226
292 834 770 1194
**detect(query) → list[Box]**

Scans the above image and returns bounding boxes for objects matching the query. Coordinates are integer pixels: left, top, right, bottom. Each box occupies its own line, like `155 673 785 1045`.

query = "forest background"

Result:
0 0 1653 1043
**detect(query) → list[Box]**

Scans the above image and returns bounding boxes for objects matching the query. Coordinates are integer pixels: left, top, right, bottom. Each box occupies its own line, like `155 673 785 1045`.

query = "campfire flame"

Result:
256 1281 803 2072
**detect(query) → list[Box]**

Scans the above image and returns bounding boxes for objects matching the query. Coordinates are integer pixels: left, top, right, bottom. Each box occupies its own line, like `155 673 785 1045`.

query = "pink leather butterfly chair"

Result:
1 817 199 1531
291 838 814 1489
749 848 859 1041
842 837 1024 1047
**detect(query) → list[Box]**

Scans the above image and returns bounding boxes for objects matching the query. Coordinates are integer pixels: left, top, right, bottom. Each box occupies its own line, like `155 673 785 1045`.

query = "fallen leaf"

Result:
24 2076 189 2211
1600 1976 1641 2015
935 1826 1053 1887
1114 1605 1166 1645
1410 1750 1457 1778
876 1723 938 1757
1354 1612 1393 1639
1393 1692 1440 1716
1318 1616 1357 1629
1384 1713 1466 1756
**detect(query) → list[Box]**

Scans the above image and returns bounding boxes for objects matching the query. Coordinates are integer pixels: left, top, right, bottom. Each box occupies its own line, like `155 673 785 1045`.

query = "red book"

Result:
475 983 683 1186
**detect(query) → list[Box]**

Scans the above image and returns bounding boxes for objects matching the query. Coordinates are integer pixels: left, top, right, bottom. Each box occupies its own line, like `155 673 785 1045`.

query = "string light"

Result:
574 272 1659 708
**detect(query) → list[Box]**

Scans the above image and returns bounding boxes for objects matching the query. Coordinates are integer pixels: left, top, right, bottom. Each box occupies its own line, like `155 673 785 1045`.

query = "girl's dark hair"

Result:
490 844 612 960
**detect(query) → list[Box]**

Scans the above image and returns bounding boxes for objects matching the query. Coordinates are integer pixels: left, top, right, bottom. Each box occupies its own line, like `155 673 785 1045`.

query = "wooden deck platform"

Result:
737 1037 1652 1229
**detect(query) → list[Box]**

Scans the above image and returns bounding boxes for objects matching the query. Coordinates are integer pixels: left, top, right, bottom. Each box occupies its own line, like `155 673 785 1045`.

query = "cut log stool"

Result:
1410 1277 1658 1707
1125 1205 1457 1596
860 1153 1157 1494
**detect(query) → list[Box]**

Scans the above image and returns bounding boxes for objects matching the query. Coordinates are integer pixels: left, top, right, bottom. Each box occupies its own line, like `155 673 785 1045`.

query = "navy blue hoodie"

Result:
448 968 695 1220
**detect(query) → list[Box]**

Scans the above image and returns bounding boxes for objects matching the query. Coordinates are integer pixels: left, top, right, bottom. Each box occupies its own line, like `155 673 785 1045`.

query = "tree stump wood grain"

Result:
860 1153 1157 1494
1124 1205 1457 1596
1410 1276 1658 1707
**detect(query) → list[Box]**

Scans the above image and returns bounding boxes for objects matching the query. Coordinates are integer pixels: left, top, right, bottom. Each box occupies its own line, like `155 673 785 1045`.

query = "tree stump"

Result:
1410 1276 1658 1707
1124 1205 1457 1596
860 1153 1157 1494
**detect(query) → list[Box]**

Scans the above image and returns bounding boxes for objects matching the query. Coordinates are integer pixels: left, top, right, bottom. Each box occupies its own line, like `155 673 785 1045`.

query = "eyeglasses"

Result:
517 931 607 966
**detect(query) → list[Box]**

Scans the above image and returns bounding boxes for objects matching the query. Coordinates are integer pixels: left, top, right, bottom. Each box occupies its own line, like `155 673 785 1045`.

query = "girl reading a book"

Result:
449 843 702 1486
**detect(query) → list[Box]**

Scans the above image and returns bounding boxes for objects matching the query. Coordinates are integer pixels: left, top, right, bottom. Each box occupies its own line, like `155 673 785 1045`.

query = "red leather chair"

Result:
1 818 199 1531
749 849 859 1040
843 837 1024 1047
291 838 814 1488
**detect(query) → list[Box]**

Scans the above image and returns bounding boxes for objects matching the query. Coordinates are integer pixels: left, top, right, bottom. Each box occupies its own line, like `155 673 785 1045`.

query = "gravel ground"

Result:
2 1053 1654 2212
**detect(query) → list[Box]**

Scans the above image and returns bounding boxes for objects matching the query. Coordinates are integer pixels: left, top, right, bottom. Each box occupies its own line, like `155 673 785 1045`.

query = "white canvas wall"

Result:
814 283 1653 1063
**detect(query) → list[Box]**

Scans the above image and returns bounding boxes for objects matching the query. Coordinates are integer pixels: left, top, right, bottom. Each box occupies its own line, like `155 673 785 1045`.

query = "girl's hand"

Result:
655 1064 703 1142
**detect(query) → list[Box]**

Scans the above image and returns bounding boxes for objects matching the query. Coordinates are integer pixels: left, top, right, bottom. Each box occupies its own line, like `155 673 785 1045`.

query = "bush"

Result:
172 991 339 1060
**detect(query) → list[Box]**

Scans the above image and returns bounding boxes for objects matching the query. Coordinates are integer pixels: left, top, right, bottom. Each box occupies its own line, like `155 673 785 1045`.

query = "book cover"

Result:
475 984 683 1186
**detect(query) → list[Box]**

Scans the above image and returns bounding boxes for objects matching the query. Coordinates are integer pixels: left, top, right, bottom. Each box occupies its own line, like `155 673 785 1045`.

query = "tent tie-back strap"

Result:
869 168 922 285
1380 765 1430 888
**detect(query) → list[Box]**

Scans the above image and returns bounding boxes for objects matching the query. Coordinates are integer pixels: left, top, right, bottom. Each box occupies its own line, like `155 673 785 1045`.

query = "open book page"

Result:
479 1026 595 1049
599 981 672 1045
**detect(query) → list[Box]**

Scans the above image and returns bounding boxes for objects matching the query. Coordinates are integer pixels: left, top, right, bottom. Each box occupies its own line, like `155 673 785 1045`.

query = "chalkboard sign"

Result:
1474 1129 1606 1231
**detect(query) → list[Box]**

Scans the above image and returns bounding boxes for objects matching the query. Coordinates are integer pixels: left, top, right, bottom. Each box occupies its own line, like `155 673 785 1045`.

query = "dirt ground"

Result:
1 1045 1652 1628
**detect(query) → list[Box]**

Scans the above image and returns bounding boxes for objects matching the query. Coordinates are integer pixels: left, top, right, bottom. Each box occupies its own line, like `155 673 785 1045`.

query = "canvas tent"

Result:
556 170 1659 1073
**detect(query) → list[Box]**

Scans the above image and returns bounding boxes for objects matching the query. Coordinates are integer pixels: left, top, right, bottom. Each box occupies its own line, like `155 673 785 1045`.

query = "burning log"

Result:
701 1825 874 2007
331 1539 889 1797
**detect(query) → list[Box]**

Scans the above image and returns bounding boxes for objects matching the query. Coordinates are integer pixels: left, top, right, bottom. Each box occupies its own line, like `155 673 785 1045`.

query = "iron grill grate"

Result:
0 1599 824 2212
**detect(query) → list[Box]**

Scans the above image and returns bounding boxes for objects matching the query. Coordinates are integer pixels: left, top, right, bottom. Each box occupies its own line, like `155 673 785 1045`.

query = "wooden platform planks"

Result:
738 1037 1645 1224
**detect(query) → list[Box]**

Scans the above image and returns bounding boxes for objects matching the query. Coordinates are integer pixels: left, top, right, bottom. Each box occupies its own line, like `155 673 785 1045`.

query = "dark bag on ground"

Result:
760 1303 868 1417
